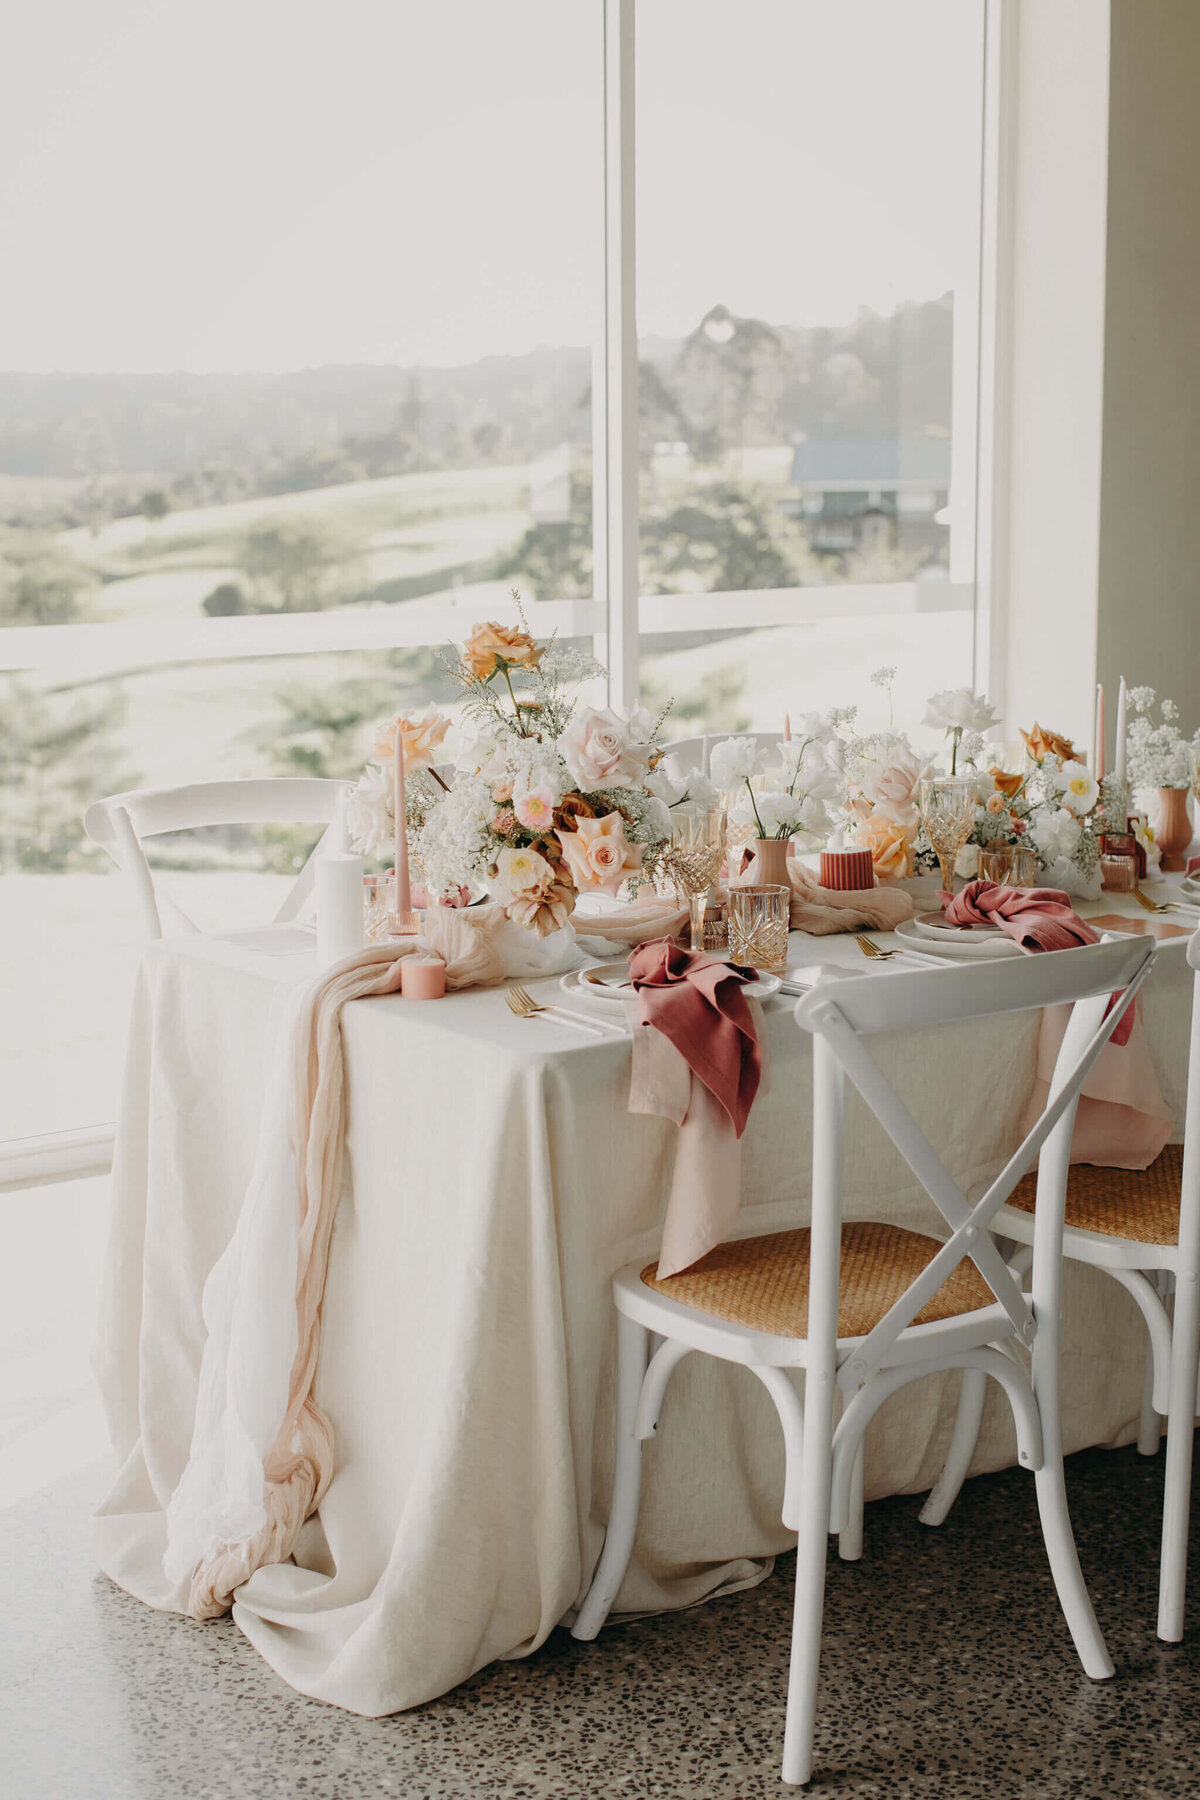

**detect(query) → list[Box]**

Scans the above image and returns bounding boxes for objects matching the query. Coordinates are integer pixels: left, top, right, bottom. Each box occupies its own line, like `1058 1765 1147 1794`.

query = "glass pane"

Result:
636 0 985 734
0 0 601 1143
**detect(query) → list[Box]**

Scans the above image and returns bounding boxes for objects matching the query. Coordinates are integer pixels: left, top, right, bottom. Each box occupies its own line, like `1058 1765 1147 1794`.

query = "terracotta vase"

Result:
1152 787 1193 872
746 836 792 886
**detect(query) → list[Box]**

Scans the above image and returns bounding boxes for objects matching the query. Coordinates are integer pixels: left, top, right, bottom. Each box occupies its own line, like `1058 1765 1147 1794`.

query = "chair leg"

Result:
1158 1265 1200 1641
572 1312 650 1641
1031 1335 1114 1679
920 1365 988 1527
837 1440 864 1562
1138 1328 1163 1457
781 1389 835 1785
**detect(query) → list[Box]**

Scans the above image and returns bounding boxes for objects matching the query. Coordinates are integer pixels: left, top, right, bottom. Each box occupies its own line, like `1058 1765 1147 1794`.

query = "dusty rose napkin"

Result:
943 882 1171 1169
731 853 914 936
626 941 767 1277
628 940 762 1134
1186 854 1200 878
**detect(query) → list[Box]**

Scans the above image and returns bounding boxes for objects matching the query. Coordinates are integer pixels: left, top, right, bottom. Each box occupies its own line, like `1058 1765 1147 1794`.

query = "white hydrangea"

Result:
414 772 496 893
1030 806 1083 867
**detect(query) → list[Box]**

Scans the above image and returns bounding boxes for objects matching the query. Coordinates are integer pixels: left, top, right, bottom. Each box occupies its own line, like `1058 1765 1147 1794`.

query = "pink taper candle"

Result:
1094 684 1106 780
784 712 792 742
393 719 412 920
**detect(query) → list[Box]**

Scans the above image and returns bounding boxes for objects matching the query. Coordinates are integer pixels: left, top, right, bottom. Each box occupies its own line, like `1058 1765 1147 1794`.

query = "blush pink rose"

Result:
559 707 651 790
860 745 923 821
555 811 645 897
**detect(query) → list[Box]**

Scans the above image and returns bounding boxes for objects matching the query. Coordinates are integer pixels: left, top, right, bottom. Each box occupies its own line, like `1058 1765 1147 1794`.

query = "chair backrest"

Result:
658 731 781 777
84 778 354 940
792 935 1158 1390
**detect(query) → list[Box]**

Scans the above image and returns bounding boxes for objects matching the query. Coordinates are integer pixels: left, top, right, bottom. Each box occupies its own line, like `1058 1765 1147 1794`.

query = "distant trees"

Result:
0 529 97 625
0 677 139 871
235 518 367 614
138 488 171 522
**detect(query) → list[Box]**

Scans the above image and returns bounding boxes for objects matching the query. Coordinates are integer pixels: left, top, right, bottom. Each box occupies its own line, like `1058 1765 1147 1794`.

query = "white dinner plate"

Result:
911 909 1002 941
1178 875 1200 900
560 964 784 1013
894 916 1022 959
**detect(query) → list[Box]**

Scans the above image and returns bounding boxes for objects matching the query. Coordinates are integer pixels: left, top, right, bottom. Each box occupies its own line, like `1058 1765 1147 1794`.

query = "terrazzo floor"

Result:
5 1182 1200 1798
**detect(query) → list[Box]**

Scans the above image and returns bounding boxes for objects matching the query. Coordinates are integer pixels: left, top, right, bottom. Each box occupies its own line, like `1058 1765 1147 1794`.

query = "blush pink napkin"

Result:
628 940 763 1136
626 941 766 1278
943 881 1170 1168
944 879 1133 1047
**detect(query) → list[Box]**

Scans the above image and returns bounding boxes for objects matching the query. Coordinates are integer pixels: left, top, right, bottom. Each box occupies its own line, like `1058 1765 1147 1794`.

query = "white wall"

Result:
996 0 1111 746
1096 0 1200 723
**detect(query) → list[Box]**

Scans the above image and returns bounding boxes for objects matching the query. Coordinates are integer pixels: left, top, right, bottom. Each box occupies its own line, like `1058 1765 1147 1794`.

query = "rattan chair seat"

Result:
1005 1142 1183 1246
641 1220 995 1340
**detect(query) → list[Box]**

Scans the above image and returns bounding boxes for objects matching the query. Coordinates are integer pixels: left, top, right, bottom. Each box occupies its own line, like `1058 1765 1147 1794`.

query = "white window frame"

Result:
0 0 1003 1180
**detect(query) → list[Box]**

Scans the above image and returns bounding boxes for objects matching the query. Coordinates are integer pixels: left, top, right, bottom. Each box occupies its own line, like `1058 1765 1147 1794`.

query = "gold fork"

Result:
505 983 611 1039
854 932 900 961
1131 889 1199 916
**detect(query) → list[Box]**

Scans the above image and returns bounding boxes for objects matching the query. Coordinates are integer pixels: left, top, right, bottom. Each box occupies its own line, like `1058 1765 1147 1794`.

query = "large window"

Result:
0 0 988 1153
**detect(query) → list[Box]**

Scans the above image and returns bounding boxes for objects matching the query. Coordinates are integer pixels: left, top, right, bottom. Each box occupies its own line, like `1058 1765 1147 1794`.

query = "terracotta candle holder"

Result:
819 847 875 891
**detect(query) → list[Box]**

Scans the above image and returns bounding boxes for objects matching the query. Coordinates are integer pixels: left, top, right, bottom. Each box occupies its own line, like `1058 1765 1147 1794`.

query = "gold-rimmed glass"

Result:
977 845 1037 888
919 776 978 897
662 805 727 952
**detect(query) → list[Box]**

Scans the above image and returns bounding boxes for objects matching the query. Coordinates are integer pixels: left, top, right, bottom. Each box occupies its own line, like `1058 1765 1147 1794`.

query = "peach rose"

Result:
463 621 544 681
555 811 645 897
860 745 923 821
990 767 1025 798
373 704 451 770
857 812 917 881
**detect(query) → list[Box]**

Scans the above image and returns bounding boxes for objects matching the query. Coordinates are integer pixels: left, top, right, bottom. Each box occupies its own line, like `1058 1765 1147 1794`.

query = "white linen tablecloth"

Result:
94 900 1194 1716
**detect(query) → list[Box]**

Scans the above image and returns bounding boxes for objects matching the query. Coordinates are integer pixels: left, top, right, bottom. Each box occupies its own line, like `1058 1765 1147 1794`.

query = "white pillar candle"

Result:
701 732 710 777
316 852 364 968
1114 677 1127 792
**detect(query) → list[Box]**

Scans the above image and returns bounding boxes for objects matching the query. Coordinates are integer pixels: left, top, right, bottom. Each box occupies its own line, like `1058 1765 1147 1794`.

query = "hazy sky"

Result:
0 0 983 374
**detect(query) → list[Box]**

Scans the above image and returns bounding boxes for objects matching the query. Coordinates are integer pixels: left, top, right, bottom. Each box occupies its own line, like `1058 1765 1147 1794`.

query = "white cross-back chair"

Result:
572 934 1157 1787
84 779 353 940
924 923 1200 1646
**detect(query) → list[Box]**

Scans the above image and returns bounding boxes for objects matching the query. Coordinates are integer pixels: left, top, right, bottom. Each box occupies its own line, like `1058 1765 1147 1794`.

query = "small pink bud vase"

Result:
745 836 792 886
1152 787 1193 872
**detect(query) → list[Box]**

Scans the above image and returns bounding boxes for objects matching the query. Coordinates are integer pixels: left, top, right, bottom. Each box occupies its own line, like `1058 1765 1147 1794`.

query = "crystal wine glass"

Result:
664 805 727 952
919 776 978 897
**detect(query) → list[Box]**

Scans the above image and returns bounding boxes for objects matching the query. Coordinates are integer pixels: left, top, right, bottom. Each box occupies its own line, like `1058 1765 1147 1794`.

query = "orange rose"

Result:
856 813 917 881
373 704 451 769
1020 722 1078 764
462 621 544 681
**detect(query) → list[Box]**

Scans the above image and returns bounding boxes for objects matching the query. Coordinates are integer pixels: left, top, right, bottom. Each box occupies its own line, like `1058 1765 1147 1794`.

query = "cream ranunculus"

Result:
555 811 645 897
462 621 544 681
559 707 652 790
372 704 451 769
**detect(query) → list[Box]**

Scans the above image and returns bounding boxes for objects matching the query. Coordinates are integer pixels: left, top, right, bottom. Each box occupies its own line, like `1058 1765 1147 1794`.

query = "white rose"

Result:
923 688 998 734
559 706 651 790
710 735 768 789
955 843 981 879
346 766 393 857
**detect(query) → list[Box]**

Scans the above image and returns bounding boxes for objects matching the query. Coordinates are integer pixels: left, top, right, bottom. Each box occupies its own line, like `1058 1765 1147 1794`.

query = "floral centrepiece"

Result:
346 594 674 937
